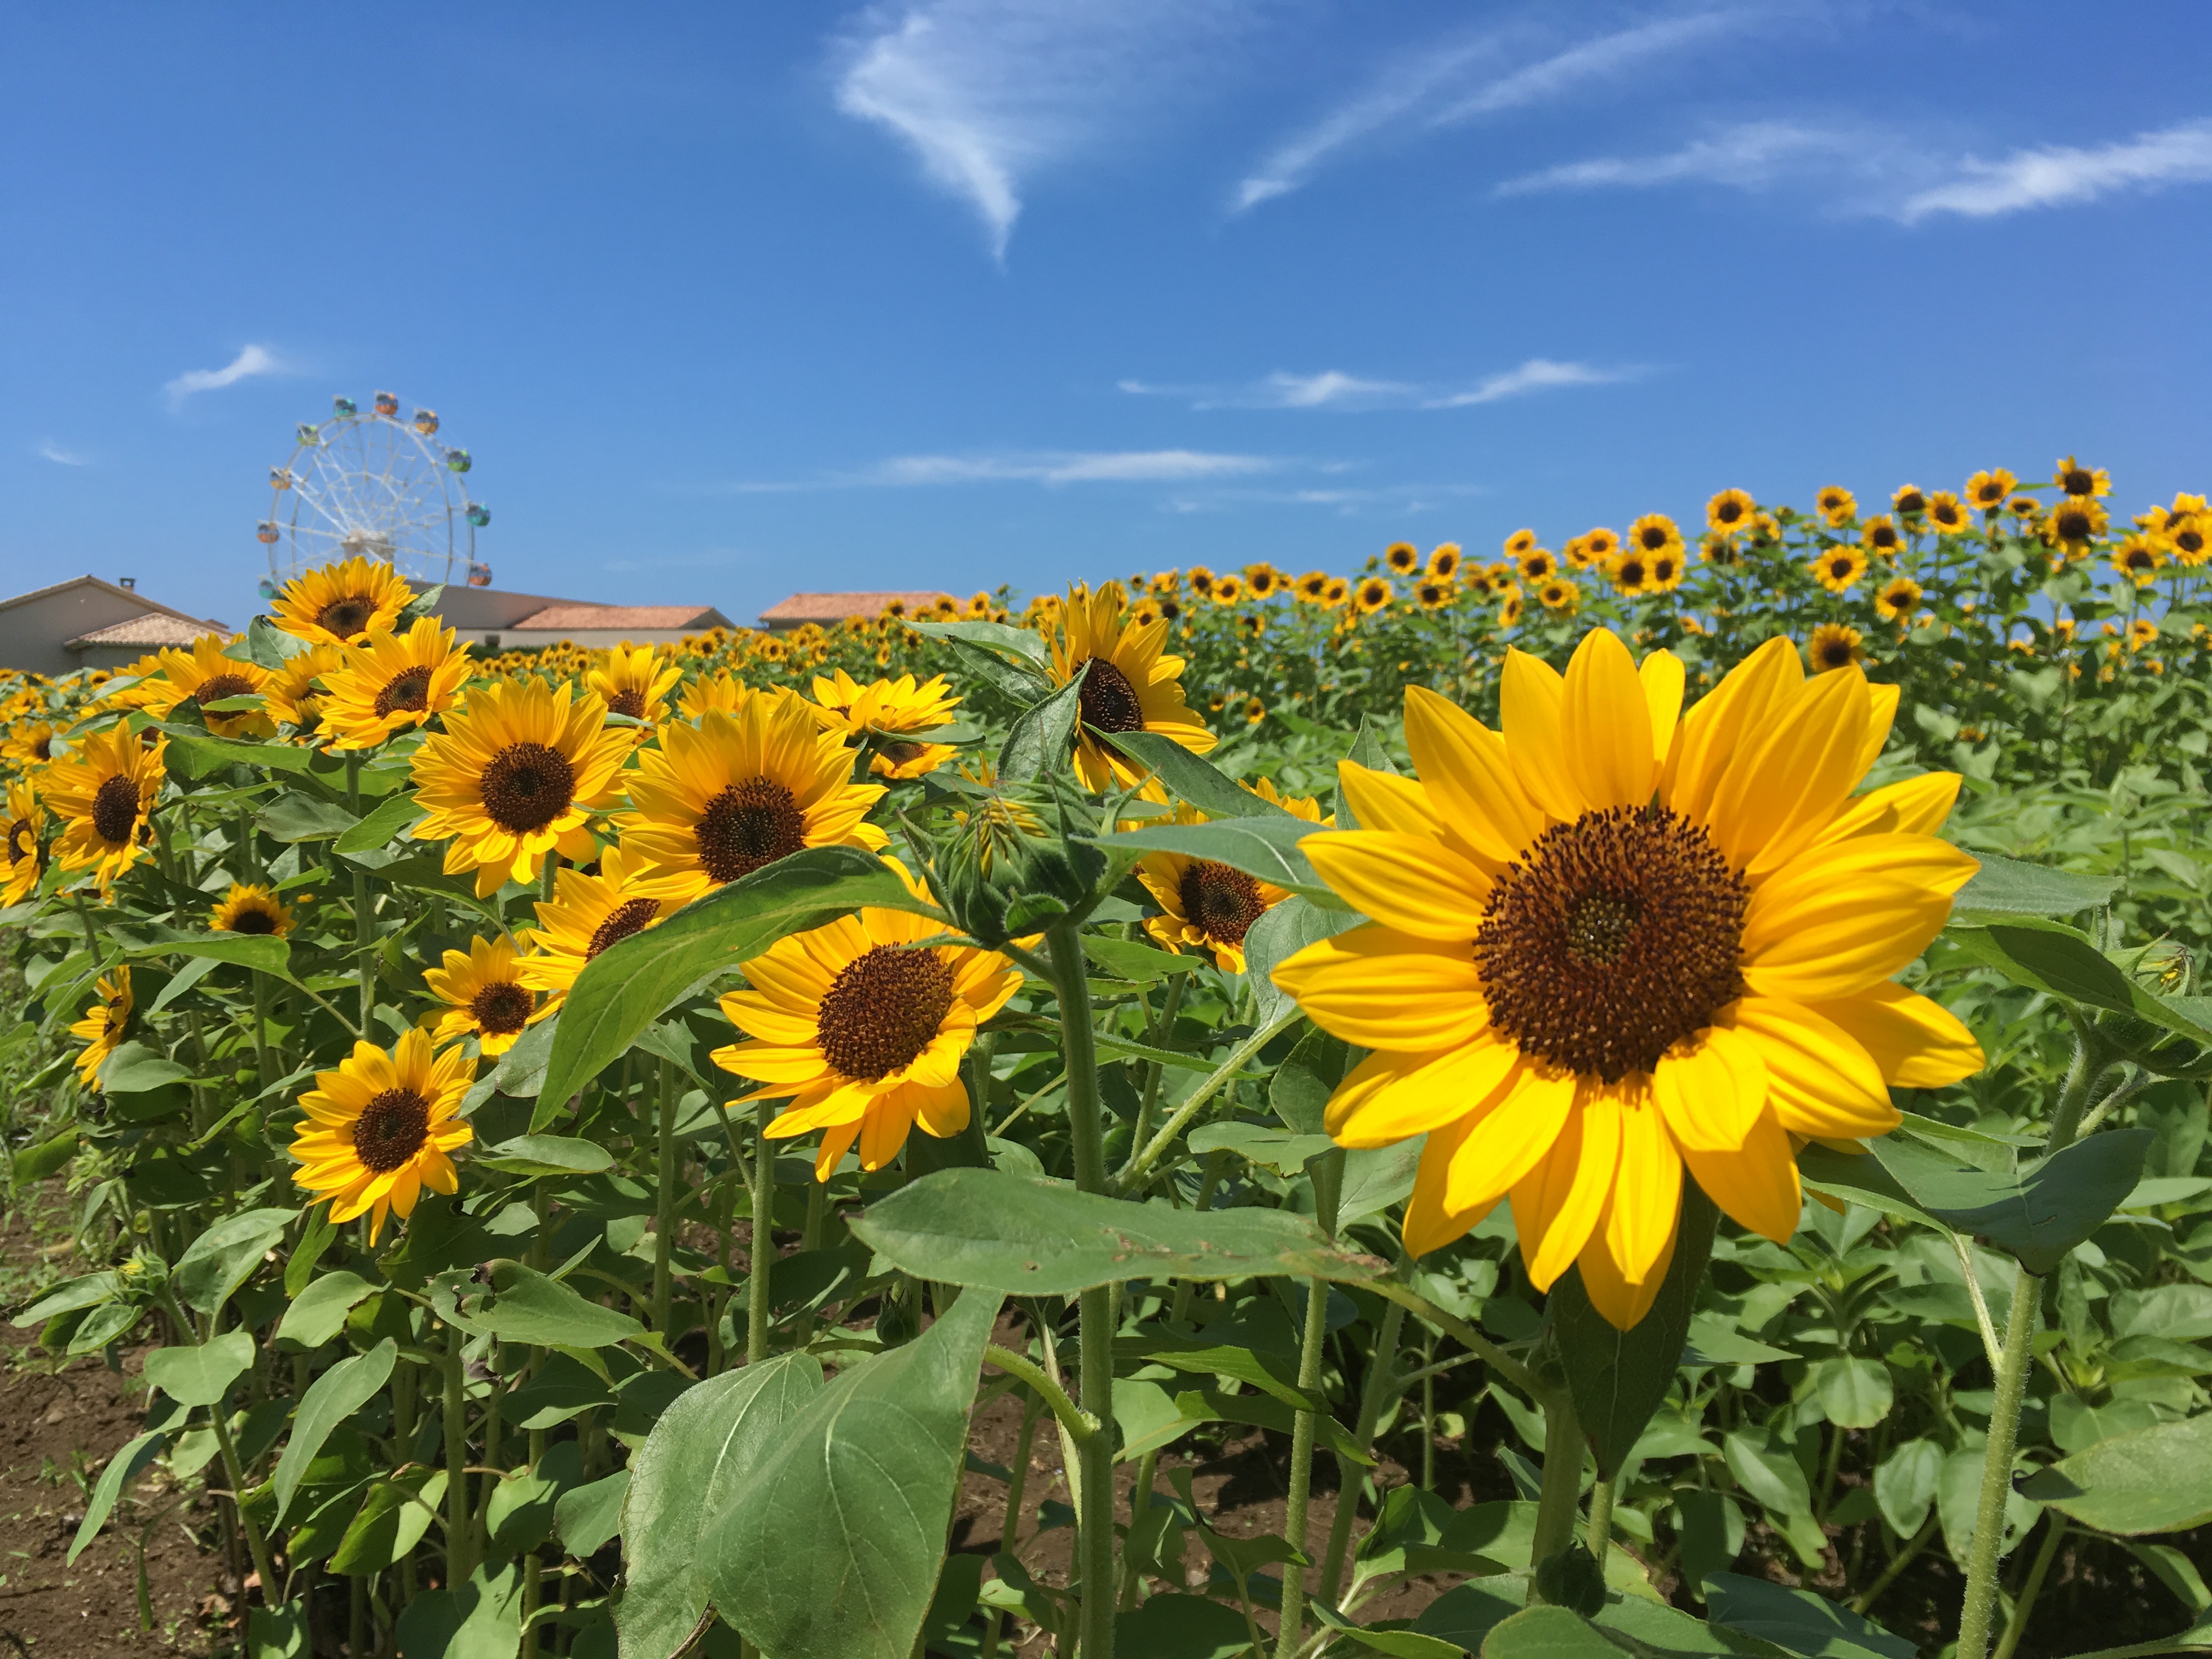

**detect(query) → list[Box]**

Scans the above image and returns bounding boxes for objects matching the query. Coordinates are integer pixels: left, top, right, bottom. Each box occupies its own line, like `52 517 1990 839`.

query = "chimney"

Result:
119 577 137 590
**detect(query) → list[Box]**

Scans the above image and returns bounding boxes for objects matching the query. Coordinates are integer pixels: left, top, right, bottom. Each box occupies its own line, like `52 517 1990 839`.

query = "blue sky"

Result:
4 2 2210 628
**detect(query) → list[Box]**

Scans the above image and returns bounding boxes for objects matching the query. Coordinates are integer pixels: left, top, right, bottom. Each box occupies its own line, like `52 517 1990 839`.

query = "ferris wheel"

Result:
256 392 493 597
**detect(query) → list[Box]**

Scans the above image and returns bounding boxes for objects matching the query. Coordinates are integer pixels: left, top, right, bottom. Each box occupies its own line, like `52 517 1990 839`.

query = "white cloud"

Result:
833 0 1246 258
1122 359 1634 410
163 343 285 406
1898 119 2212 221
35 441 88 466
1233 10 1757 211
1496 121 1860 195
1426 358 1632 407
719 448 1277 490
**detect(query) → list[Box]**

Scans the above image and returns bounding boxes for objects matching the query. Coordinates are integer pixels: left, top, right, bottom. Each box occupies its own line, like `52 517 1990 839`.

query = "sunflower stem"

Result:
747 1099 773 1363
1112 1006 1299 1196
1527 1389 1585 1606
156 1288 279 1601
1043 919 1116 1659
652 1056 678 1335
346 754 375 1032
981 1388 1044 1659
1127 971 1184 1157
444 1317 475 1587
1318 1297 1406 1610
1275 1146 1342 1659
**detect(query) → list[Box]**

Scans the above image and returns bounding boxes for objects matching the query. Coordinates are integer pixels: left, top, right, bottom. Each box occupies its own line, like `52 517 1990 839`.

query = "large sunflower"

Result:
71 967 133 1088
2053 455 2109 499
272 557 414 647
425 934 551 1055
808 670 962 780
1875 577 1923 623
1137 782 1329 973
678 670 778 722
1627 514 1684 558
321 618 471 751
1814 547 1869 592
2112 535 2166 586
711 870 1022 1181
1806 624 1865 672
212 882 295 936
622 695 887 904
43 726 166 895
587 646 684 733
410 678 632 898
1706 489 1755 533
289 1028 475 1242
262 643 343 738
1043 584 1216 793
2 720 63 770
1271 630 1982 1329
1965 469 2016 511
3 781 44 907
150 636 274 739
1815 487 1857 528
517 844 688 1004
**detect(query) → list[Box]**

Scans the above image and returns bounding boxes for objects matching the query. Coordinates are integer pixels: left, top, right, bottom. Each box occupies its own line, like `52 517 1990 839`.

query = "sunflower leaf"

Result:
1246 897 1362 1022
1946 853 2121 923
143 1329 256 1408
998 665 1088 785
272 1338 397 1526
1096 729 1293 821
1078 818 1349 911
904 618 1050 669
332 793 425 853
257 792 364 843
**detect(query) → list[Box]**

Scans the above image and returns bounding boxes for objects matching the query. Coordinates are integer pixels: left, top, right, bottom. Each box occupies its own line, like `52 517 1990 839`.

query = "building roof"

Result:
504 603 732 633
1 574 227 632
758 591 951 626
65 614 224 650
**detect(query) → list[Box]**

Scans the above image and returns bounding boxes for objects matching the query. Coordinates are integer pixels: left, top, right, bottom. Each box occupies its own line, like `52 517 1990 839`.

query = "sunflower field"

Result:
1 458 2209 1659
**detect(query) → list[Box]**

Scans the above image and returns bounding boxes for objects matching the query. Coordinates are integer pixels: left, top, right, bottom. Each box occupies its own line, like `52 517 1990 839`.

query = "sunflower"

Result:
1355 578 1393 614
211 882 294 937
811 670 963 780
290 1028 475 1242
1699 532 1738 566
1706 489 1755 533
1518 549 1557 584
320 618 470 751
1187 567 1216 599
1416 579 1454 611
1859 517 1903 559
517 843 687 1003
150 636 274 739
1037 583 1216 794
679 670 782 721
1321 578 1351 610
1581 528 1621 566
2 720 62 769
43 726 166 895
1429 544 1463 581
1538 579 1581 615
424 934 551 1055
711 866 1021 1180
1648 550 1686 592
1813 547 1868 592
1271 630 1981 1328
2112 535 2166 586
1385 543 1421 575
1806 624 1865 672
410 678 632 898
1925 492 1970 534
622 693 887 902
1244 564 1286 600
2007 495 2041 520
1137 786 1328 972
1815 487 1857 528
272 557 414 647
1609 552 1653 596
2 781 43 906
1498 589 1525 628
2049 497 2108 550
261 643 343 737
1966 469 2016 511
2054 455 2109 499
71 967 133 1088
1628 514 1684 558
2128 618 2160 653
1891 484 1928 519
587 645 684 730
1294 571 1332 604
1875 577 1923 623
1151 571 1183 597
2168 515 2208 567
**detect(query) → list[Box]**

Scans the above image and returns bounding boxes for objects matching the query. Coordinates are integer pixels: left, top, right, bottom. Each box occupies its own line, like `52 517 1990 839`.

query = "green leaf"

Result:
1874 1128 2153 1274
1542 1187 1720 1478
332 793 425 853
393 1561 524 1659
475 1135 614 1178
96 1040 191 1094
1476 1606 1620 1659
555 1470 628 1559
1269 1023 1354 1136
1723 1429 1812 1517
330 1470 445 1577
1098 729 1293 820
162 729 315 777
537 846 927 1113
707 1289 1004 1659
1701 1573 1914 1659
999 667 1088 784
257 792 363 843
904 617 1049 668
67 1429 167 1565
849 1166 1388 1296
1948 853 2120 923
455 1261 644 1348
275 1272 374 1349
1082 817 1347 910
619 1351 823 1659
174 1206 296 1316
1187 1121 1337 1177
12 1127 78 1185
140 932 298 982
13 1269 121 1325
144 1330 256 1407
2019 1412 2212 1534
1813 1358 1893 1429
1079 933 1197 984
1338 1139 1425 1228
1113 1595 1257 1658
1872 1438 1942 1538
272 1339 396 1526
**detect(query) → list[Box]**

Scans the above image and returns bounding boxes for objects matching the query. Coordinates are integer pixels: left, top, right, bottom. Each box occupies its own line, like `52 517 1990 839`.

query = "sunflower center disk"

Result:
815 944 957 1082
91 775 140 844
470 980 535 1036
607 688 648 719
481 742 578 834
587 897 662 960
1475 804 1747 1082
374 665 435 719
354 1087 432 1173
1180 860 1266 946
194 674 257 711
696 777 807 883
319 598 373 637
7 820 33 864
229 907 279 936
1073 658 1145 734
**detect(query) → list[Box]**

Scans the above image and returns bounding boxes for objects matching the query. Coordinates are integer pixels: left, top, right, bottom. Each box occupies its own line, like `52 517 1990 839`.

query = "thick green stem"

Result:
1318 1299 1406 1609
1584 1477 1616 1558
444 1321 474 1587
1993 1515 2067 1659
652 1057 679 1334
1527 1390 1584 1605
748 1100 773 1362
347 755 375 1032
250 969 273 1089
210 1390 280 1598
1957 1266 2040 1659
1276 1149 1342 1658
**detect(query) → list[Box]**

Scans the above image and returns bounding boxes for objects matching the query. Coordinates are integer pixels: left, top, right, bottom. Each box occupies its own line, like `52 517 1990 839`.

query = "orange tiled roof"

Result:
758 591 951 624
505 604 726 631
66 614 227 649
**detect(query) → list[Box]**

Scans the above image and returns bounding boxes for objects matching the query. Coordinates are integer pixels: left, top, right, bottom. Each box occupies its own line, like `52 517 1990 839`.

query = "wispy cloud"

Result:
1496 121 1863 196
163 343 286 407
833 0 1248 258
1122 358 1636 411
35 441 88 466
719 448 1278 492
1897 119 2212 221
1233 10 1759 212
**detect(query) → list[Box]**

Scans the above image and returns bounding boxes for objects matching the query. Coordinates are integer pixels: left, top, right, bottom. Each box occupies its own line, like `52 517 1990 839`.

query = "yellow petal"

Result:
1402 1112 1488 1259
1741 877 1954 1005
1708 666 1874 875
1680 1107 1802 1242
1811 982 1984 1088
1270 926 1488 1052
1335 761 1443 838
1814 772 1962 845
1856 682 1901 777
1329 1035 1517 1148
1728 996 1897 1139
1511 1085 1622 1290
1652 1025 1769 1152
1401 686 1544 866
1605 1084 1681 1286
1499 648 1580 822
1641 650 1686 770
1578 1203 1680 1331
1663 635 1802 822
1561 629 1654 811
1301 830 1489 941
1442 1064 1576 1215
